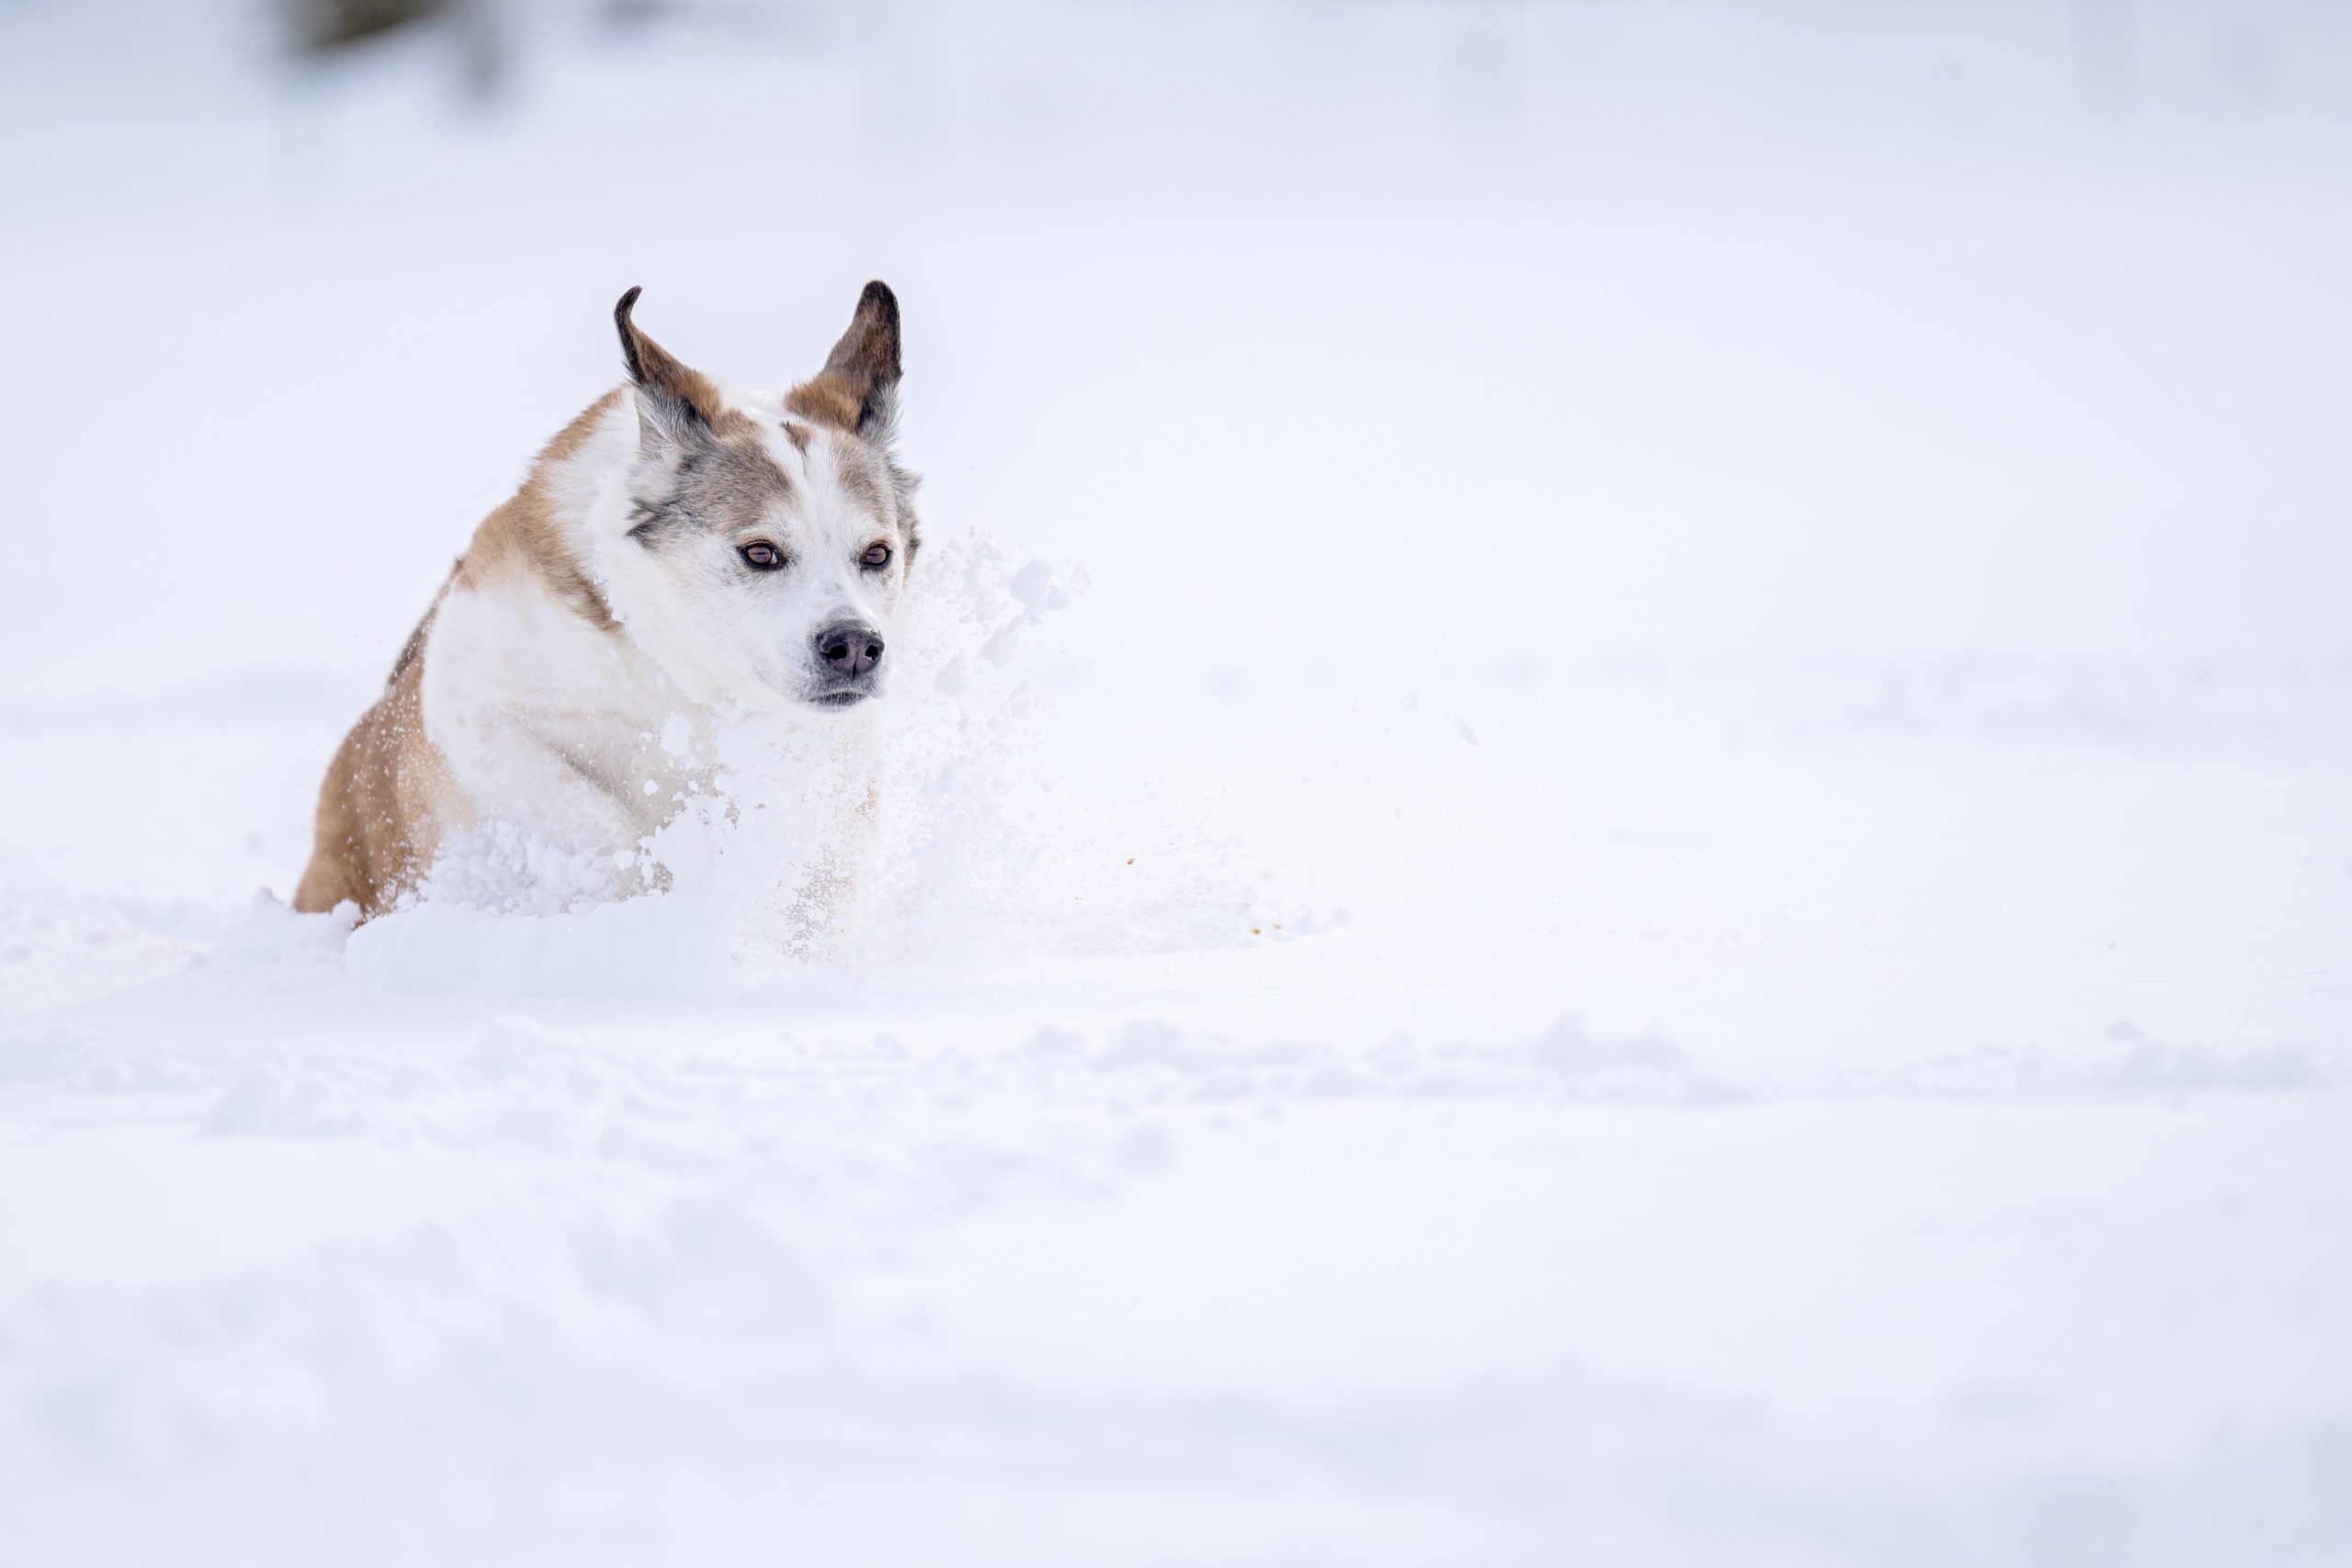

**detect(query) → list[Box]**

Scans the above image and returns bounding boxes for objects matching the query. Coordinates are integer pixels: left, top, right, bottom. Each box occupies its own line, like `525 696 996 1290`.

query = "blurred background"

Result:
4 0 2349 716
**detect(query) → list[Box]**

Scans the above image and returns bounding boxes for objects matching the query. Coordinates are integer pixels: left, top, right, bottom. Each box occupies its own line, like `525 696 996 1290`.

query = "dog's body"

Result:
293 284 919 918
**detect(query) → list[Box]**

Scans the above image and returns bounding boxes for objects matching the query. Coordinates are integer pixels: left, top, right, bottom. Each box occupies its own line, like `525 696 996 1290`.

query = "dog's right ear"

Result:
614 287 725 449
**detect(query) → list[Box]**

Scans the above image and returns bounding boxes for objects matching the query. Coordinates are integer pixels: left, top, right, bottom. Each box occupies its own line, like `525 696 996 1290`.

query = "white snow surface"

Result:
3 3 2351 1563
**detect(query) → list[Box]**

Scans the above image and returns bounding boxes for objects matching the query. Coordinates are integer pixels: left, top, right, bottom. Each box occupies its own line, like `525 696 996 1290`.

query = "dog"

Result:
292 283 920 919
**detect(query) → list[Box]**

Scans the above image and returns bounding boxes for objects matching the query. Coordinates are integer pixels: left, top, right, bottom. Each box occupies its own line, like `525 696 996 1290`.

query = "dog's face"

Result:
604 284 920 714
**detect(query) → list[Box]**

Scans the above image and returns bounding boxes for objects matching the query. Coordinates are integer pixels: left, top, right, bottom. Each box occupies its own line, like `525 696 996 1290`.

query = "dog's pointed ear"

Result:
615 287 725 448
786 281 901 442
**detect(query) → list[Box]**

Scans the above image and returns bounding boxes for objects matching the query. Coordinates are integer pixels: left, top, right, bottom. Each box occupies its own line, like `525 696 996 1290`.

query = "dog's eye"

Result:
860 543 892 571
740 542 785 571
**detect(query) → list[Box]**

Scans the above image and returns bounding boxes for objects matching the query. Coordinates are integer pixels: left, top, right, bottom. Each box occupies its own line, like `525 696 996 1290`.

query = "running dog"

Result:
293 283 919 917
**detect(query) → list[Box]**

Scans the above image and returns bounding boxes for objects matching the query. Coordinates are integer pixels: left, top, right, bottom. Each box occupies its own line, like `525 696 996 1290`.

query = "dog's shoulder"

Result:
449 389 632 633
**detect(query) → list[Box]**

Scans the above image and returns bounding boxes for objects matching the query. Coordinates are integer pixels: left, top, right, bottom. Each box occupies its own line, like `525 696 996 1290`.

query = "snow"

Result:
4 2 2351 1562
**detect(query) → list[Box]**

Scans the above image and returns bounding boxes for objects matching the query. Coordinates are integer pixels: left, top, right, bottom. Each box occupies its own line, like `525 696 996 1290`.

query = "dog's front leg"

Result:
436 721 660 906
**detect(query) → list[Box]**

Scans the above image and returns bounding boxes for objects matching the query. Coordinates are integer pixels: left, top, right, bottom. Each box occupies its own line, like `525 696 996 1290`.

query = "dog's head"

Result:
600 284 920 714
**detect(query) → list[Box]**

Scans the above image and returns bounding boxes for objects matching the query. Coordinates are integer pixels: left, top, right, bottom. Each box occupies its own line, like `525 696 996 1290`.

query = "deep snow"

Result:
3 3 2350 1563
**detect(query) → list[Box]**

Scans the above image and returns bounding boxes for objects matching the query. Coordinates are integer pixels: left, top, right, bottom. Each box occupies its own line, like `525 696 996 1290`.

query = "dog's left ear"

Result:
786 281 901 443
614 286 727 449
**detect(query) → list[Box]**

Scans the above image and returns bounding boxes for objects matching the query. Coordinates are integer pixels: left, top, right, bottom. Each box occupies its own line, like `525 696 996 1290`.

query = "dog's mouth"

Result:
809 689 869 710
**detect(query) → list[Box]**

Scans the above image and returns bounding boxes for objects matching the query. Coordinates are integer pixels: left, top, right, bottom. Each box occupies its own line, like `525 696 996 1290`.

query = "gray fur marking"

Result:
628 431 797 548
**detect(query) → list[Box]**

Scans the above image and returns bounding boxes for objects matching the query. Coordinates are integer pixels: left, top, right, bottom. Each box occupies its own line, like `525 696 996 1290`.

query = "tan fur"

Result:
781 278 902 435
616 287 760 442
290 623 454 916
291 393 624 916
783 376 865 432
453 389 621 626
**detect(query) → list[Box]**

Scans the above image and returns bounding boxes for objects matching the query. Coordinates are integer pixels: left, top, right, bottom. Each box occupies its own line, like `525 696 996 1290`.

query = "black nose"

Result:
815 622 885 678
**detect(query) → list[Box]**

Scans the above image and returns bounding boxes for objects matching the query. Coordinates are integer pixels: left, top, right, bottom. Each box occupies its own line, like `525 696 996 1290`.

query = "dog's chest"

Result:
422 580 707 840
